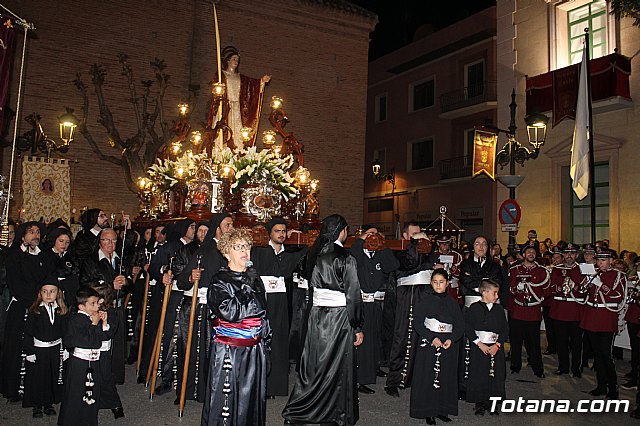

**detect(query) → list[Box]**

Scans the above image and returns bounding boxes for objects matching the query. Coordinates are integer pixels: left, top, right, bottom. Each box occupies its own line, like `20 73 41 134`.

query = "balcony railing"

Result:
439 155 472 180
440 81 497 113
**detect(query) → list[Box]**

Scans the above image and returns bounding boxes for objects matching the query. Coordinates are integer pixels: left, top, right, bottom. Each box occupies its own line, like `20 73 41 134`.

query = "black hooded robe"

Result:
283 216 363 426
464 301 508 407
410 287 463 419
251 243 306 396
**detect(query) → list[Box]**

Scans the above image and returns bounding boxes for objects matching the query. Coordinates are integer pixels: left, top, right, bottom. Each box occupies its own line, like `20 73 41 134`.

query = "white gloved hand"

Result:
26 354 36 363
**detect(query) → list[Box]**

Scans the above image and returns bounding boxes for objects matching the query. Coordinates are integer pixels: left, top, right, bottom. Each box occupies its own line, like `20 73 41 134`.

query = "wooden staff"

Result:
136 272 152 374
147 270 173 400
179 255 202 417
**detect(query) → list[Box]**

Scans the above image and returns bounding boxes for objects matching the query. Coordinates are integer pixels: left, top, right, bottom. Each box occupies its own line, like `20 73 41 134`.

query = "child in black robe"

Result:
464 279 509 415
22 278 68 417
87 281 125 419
410 268 464 425
57 287 109 426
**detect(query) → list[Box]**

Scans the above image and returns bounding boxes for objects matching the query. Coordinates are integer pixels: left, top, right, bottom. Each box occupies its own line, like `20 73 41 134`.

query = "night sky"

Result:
351 0 497 60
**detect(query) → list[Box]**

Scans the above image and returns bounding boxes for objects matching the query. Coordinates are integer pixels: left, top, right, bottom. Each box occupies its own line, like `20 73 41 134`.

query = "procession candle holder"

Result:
270 96 283 110
262 130 276 149
239 127 253 143
191 131 202 146
212 82 225 99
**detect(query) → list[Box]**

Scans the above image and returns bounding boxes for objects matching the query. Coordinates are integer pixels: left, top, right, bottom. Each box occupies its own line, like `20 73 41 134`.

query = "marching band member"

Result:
578 247 626 399
549 243 585 377
429 235 463 306
507 242 550 378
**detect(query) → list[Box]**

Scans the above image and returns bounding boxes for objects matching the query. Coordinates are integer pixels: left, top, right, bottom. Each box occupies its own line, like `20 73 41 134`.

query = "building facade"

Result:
0 0 376 227
364 7 498 242
496 0 637 252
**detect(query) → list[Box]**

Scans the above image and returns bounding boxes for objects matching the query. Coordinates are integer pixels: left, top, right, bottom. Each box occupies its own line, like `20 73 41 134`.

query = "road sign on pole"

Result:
499 199 521 225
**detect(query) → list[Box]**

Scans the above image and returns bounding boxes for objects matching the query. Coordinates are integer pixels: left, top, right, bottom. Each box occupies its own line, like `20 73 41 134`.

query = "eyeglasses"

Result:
100 238 117 243
231 243 251 251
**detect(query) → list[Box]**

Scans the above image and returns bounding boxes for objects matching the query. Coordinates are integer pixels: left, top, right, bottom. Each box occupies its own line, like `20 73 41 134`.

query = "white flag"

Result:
570 47 590 200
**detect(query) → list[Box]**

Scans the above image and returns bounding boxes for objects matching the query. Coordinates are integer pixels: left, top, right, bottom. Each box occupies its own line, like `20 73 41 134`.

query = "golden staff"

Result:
178 254 202 417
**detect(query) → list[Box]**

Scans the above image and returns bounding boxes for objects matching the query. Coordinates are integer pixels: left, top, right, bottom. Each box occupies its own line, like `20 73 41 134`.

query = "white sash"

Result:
73 348 101 362
362 291 385 302
149 278 157 287
475 330 499 344
100 339 112 352
397 270 432 286
33 338 62 348
261 276 286 294
313 288 346 307
424 317 453 333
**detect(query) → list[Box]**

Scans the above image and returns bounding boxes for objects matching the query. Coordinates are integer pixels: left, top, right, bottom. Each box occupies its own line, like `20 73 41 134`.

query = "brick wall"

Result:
1 0 375 228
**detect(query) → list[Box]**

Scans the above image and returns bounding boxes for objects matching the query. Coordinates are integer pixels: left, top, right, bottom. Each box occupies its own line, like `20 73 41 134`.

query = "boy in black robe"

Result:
464 279 508 415
57 287 110 426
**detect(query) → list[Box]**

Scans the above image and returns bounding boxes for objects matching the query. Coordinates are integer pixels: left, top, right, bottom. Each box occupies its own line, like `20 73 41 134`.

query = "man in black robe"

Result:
149 219 195 396
71 209 109 261
283 214 363 425
350 224 399 394
251 217 307 398
80 227 133 386
384 222 434 398
1 221 55 402
176 213 232 403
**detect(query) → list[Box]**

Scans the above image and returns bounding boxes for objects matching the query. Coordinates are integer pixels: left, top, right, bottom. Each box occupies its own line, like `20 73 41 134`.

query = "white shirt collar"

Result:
78 310 91 318
486 302 494 311
52 247 66 257
21 244 41 255
90 226 101 236
98 249 119 262
269 240 285 255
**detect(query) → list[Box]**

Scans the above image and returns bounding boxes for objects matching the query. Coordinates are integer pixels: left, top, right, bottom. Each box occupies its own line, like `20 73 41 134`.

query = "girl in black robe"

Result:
201 227 271 425
410 268 463 425
464 279 508 415
22 279 68 417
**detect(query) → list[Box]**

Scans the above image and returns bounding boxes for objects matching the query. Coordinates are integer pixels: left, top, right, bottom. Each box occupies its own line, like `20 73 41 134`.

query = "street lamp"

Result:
487 89 549 255
16 108 80 158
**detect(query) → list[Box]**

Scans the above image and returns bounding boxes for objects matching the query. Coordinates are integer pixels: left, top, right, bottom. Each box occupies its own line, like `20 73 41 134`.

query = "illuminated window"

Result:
567 0 607 65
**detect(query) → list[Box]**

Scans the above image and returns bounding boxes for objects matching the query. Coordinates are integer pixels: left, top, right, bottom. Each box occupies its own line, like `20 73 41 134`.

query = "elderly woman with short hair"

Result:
201 227 271 426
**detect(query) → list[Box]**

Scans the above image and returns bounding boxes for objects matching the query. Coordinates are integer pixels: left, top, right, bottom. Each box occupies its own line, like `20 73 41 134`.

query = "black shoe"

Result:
622 380 638 390
588 387 607 396
154 383 172 396
458 390 467 400
358 384 375 394
425 417 436 425
437 415 452 422
112 407 125 419
475 407 485 416
32 407 43 418
376 369 388 377
137 375 146 384
535 372 546 379
554 369 568 375
573 371 582 378
631 408 640 419
384 386 399 398
44 405 56 416
607 386 619 399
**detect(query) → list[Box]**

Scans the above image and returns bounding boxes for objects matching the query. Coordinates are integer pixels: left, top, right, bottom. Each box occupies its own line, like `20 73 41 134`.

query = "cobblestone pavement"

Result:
1 350 638 425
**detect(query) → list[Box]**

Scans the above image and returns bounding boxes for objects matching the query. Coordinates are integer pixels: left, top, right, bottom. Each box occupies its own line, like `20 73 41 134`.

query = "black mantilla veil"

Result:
305 214 347 281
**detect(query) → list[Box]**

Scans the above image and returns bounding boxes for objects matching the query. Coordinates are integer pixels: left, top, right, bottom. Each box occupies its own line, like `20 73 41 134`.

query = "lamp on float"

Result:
310 179 318 192
178 102 189 116
212 82 225 98
262 130 276 148
271 96 283 110
171 140 182 156
190 130 202 146
239 127 253 143
295 166 310 186
220 162 234 179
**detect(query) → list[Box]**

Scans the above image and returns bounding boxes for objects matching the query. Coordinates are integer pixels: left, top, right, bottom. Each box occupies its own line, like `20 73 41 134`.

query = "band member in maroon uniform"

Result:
507 242 550 378
578 247 626 399
549 243 584 377
429 235 463 306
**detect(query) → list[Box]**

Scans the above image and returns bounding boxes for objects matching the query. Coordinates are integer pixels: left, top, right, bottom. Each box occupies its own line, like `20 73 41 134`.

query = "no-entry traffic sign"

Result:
499 199 521 225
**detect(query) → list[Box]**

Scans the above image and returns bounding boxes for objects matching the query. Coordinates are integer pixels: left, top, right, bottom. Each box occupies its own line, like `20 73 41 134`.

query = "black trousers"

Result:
542 306 556 352
555 320 582 374
628 322 640 376
586 330 616 389
509 317 543 374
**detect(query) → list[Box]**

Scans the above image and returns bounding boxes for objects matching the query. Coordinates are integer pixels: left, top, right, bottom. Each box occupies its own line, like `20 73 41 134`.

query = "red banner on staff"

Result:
0 17 17 131
472 128 497 181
